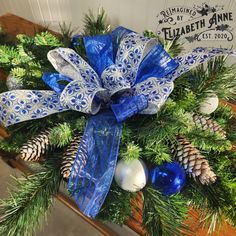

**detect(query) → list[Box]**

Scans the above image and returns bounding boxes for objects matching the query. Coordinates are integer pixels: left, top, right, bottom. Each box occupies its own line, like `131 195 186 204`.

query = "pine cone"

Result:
172 136 216 185
61 134 87 179
19 129 51 161
193 113 226 138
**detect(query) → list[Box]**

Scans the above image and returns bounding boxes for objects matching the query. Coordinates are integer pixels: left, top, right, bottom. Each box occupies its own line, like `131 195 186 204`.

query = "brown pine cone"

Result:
61 134 87 179
19 129 51 161
172 136 216 185
193 113 226 138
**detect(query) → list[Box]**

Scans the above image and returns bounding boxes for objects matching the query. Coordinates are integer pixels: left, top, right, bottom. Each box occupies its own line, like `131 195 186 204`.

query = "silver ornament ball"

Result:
199 93 218 115
114 159 148 192
6 74 23 90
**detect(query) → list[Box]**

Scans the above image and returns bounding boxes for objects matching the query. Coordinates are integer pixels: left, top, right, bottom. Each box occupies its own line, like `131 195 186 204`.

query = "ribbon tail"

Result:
68 111 122 218
166 47 236 81
0 90 67 127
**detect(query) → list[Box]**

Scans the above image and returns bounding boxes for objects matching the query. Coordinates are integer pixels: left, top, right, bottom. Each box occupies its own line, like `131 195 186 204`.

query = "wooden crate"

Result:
0 13 236 236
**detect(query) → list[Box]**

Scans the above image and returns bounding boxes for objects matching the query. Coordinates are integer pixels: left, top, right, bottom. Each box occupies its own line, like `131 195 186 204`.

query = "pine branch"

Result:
0 157 62 236
135 100 195 144
0 45 18 71
97 183 135 224
143 187 189 236
142 141 171 165
120 142 142 161
190 56 236 101
34 32 62 47
59 22 78 47
186 128 232 152
83 8 110 35
49 123 73 148
183 179 236 233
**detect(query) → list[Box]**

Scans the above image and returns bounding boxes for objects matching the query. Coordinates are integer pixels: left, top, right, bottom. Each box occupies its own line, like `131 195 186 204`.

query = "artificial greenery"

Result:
83 8 110 36
143 187 189 236
0 157 62 236
191 56 236 101
120 142 142 161
97 184 135 224
0 9 235 236
49 123 73 148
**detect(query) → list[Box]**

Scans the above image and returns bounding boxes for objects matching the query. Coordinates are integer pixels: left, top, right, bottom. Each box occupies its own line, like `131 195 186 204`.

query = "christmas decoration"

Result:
199 93 219 114
193 113 226 138
114 159 148 192
0 9 236 236
61 134 83 179
149 161 186 196
173 136 216 185
19 129 51 161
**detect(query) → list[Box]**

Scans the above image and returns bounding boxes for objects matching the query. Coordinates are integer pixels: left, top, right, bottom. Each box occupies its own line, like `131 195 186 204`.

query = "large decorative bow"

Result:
1 26 236 218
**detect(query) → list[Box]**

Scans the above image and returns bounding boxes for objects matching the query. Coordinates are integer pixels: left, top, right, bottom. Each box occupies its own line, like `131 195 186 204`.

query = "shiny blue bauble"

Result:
150 161 186 196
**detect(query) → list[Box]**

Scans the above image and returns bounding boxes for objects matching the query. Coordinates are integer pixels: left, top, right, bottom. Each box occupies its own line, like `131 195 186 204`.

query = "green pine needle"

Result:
143 187 189 236
98 183 135 225
0 158 62 236
49 123 73 148
34 32 62 47
187 128 232 152
72 116 87 132
191 56 236 101
83 8 110 35
121 142 142 161
10 67 26 79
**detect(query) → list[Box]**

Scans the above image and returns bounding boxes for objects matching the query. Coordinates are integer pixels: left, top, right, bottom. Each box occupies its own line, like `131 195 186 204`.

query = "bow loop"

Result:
115 32 157 86
83 35 114 76
48 48 102 87
101 64 131 97
60 80 107 114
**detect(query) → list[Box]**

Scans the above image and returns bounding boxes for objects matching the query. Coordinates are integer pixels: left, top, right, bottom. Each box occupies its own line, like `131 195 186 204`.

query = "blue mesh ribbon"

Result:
68 112 122 218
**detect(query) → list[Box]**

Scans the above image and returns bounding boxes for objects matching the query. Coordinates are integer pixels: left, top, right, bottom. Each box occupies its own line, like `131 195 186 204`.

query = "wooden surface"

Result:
0 13 236 236
0 13 59 39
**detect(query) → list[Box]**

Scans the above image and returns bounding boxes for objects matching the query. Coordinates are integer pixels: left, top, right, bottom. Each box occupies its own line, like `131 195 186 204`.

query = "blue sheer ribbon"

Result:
67 29 178 218
68 112 122 218
111 94 148 122
83 35 114 76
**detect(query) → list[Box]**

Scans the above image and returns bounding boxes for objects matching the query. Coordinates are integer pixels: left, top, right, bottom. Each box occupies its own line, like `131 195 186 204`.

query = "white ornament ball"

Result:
199 94 219 115
6 75 23 90
114 159 148 192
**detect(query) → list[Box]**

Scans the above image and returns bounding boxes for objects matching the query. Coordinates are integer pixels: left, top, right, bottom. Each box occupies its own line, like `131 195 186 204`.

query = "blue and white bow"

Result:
1 26 236 218
1 28 235 126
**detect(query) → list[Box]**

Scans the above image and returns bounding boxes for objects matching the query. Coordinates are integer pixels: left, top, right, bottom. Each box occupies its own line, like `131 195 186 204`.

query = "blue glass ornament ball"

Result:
150 161 186 196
